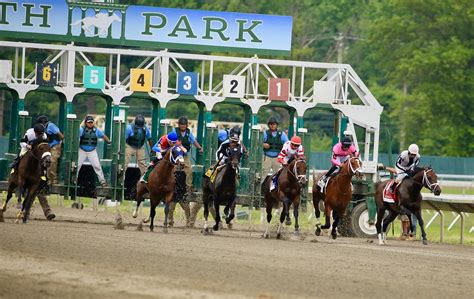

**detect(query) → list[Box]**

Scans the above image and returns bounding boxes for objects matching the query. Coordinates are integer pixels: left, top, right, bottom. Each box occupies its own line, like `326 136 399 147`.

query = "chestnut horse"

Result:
133 146 184 232
262 158 307 239
313 157 362 239
375 166 441 245
3 141 51 223
202 144 242 233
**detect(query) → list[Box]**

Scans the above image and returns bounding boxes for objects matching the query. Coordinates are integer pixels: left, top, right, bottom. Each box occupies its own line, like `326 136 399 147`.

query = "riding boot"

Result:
9 155 20 172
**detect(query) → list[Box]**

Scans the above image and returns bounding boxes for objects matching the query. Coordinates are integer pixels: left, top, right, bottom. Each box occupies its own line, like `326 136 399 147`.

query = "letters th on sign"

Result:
36 63 58 86
223 75 245 98
130 68 153 92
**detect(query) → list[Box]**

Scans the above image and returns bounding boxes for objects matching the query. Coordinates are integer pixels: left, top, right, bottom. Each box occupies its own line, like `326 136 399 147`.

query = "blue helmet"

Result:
167 131 178 143
218 130 228 142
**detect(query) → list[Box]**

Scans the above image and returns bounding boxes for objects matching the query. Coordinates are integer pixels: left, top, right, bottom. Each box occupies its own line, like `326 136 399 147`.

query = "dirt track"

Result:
0 207 473 299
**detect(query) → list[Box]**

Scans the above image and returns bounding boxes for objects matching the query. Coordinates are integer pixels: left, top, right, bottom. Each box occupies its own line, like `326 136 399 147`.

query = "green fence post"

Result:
8 96 19 154
151 100 159 143
288 109 295 138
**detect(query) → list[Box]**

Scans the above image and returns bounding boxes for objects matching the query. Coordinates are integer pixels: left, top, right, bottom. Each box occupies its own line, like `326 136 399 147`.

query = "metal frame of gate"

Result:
0 40 383 207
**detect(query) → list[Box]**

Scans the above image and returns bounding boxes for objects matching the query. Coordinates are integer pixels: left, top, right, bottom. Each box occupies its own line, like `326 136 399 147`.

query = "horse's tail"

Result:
71 18 84 26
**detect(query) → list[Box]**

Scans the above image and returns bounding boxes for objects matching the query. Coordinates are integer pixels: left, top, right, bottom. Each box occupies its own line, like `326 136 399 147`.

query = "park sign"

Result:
0 0 293 56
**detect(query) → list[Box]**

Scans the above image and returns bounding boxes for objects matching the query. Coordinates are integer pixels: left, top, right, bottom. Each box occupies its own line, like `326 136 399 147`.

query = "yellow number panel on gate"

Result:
130 69 153 92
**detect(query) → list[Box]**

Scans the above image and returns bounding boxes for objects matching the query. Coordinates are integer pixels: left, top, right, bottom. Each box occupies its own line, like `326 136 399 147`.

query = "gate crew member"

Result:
262 117 288 177
36 115 64 186
78 115 111 188
124 115 153 175
317 136 359 189
270 136 305 190
12 123 56 220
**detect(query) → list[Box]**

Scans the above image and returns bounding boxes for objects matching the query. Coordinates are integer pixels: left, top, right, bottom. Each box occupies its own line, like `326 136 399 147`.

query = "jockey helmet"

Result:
229 126 241 136
167 131 178 143
218 130 228 142
134 115 145 127
229 133 239 142
267 117 278 125
85 115 94 123
33 123 45 134
290 136 301 146
36 115 49 125
342 137 352 148
408 144 419 155
178 116 188 125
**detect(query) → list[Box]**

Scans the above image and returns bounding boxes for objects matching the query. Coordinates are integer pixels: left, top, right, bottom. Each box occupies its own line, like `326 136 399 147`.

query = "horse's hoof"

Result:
331 232 337 240
276 233 281 239
227 223 233 229
202 227 210 235
213 224 219 231
263 233 270 239
132 210 138 218
285 219 291 226
149 228 154 232
142 217 150 223
162 227 168 234
422 239 428 245
315 227 321 236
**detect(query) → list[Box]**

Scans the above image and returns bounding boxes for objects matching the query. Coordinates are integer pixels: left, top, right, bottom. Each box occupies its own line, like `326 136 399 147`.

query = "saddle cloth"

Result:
383 181 398 203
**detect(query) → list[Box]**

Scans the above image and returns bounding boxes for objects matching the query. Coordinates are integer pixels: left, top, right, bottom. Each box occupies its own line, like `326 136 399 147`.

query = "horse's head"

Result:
226 144 242 170
169 145 185 171
414 166 441 196
290 158 307 187
32 141 52 168
344 157 362 179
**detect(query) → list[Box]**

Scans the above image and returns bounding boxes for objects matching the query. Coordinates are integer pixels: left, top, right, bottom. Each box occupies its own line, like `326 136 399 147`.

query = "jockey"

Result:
270 136 304 190
277 136 305 166
215 132 243 166
140 131 187 183
318 136 359 189
10 123 48 170
389 144 420 193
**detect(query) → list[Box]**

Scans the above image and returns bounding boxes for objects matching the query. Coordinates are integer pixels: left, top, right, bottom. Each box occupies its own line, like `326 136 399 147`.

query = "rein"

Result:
287 159 306 182
333 157 361 195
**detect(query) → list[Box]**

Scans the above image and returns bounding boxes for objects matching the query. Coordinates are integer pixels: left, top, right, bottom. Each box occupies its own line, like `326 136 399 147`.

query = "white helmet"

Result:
408 144 419 155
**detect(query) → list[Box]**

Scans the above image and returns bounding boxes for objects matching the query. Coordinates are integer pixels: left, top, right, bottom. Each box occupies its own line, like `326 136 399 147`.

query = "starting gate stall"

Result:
0 0 383 236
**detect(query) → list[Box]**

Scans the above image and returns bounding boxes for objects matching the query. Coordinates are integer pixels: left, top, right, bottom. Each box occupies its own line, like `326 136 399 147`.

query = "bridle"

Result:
30 142 52 162
288 159 307 185
413 168 440 192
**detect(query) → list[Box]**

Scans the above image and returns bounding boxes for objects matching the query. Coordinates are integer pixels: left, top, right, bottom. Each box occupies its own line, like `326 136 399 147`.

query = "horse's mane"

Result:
31 138 48 148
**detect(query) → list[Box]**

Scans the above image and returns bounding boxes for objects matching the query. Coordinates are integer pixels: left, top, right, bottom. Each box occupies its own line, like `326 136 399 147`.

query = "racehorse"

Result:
3 140 51 223
313 157 362 239
202 144 242 233
374 166 441 245
262 158 307 239
133 146 185 232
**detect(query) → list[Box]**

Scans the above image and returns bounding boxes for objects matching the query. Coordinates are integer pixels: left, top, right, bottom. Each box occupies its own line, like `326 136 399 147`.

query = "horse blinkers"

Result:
227 147 241 169
293 159 307 187
34 143 52 168
170 147 185 170
424 169 441 196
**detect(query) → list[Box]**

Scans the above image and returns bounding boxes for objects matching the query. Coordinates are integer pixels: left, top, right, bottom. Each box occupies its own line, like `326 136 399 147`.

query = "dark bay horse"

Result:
202 144 242 233
262 158 307 239
3 141 51 223
313 157 362 239
375 166 441 245
133 146 184 232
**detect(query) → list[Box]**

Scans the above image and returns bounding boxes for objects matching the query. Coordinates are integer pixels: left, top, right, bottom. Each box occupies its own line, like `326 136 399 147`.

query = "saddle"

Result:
204 164 225 183
383 180 399 204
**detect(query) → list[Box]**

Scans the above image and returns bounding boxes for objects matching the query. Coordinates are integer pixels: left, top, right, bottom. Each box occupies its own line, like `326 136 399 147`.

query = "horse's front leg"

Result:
225 199 236 229
263 199 273 239
376 206 386 245
380 210 398 245
213 198 221 231
163 193 173 233
202 194 210 234
3 182 16 212
149 201 157 232
22 186 38 223
330 210 341 240
313 194 323 236
293 199 300 235
413 207 428 245
321 203 331 230
277 199 289 239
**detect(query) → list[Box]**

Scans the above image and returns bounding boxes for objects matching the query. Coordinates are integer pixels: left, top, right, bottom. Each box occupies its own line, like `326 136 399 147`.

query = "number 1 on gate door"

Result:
268 78 290 101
